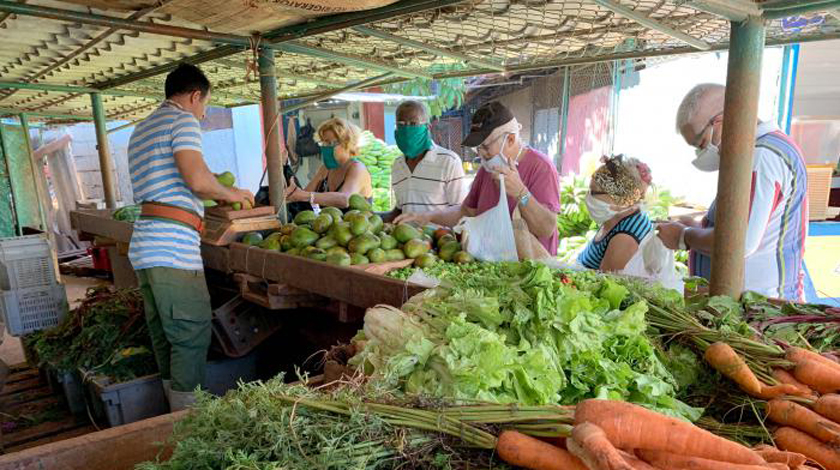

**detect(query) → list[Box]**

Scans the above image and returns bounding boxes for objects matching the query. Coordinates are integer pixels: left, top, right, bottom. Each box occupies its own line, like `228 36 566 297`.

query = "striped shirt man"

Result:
128 101 204 271
391 143 467 213
690 121 808 300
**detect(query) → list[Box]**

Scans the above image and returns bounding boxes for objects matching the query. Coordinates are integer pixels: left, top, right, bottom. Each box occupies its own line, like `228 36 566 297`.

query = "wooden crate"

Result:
201 216 281 247
232 273 327 310
808 165 834 221
204 205 276 221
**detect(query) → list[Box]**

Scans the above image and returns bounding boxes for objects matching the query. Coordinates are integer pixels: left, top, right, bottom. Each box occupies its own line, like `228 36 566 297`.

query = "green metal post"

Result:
258 48 287 222
710 17 766 298
19 113 52 239
90 93 118 209
558 67 571 171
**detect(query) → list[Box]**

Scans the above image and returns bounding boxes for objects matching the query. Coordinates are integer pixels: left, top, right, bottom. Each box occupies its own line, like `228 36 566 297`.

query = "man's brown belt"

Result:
140 201 204 233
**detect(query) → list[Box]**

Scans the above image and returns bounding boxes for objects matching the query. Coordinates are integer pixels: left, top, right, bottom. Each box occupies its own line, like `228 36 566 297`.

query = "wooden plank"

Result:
1 417 84 450
232 274 327 310
201 217 281 247
2 397 61 418
0 411 185 470
3 425 97 454
69 210 133 243
0 377 42 397
205 205 276 221
229 243 425 309
3 369 40 386
1 386 54 408
200 245 230 273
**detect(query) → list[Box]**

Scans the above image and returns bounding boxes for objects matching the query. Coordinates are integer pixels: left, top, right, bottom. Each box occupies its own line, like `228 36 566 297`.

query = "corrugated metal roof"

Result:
0 0 838 122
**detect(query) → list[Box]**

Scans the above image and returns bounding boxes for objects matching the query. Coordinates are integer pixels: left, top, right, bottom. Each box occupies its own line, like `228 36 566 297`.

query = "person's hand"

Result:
657 222 685 250
285 188 309 203
493 166 527 199
284 179 298 199
394 212 432 226
228 187 255 207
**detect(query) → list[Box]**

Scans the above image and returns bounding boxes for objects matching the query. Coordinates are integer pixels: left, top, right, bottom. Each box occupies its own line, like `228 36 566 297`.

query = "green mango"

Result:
280 235 293 252
368 214 384 234
321 206 343 223
285 247 301 256
231 202 242 211
437 233 457 248
290 227 319 248
403 239 431 259
414 252 437 268
311 214 334 234
315 235 338 250
280 223 298 235
266 231 283 241
203 199 217 208
332 223 354 246
384 249 406 261
241 232 263 246
422 225 436 238
348 194 372 212
382 223 395 234
344 210 362 220
258 237 280 250
453 251 474 264
348 233 380 255
350 253 370 265
216 171 235 188
350 217 370 236
306 247 327 262
439 240 461 262
393 223 421 243
379 234 398 250
293 210 317 225
368 248 386 263
326 252 352 266
326 246 349 257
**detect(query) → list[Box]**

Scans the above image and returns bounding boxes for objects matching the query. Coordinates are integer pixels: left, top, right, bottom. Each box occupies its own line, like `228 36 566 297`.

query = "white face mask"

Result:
482 154 508 172
585 194 622 224
692 127 721 172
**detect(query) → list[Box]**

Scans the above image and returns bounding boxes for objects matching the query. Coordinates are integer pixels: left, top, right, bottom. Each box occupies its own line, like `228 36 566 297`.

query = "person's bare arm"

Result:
394 205 476 228
599 234 639 272
174 150 253 205
292 163 369 208
518 195 558 239
685 226 714 256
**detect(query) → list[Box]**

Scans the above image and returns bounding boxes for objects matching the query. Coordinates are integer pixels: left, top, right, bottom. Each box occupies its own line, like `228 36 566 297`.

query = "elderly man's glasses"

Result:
693 111 723 148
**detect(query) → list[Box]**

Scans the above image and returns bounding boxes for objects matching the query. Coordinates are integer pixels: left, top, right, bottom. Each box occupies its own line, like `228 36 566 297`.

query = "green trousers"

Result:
136 267 212 392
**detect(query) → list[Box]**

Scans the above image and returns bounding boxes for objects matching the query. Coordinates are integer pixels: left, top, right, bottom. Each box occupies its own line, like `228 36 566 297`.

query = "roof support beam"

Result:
763 0 840 19
0 108 91 120
0 81 160 99
214 59 347 87
277 42 432 79
587 0 711 50
351 26 506 71
91 93 117 209
92 0 465 90
281 73 394 115
258 47 286 220
684 1 758 21
0 0 251 46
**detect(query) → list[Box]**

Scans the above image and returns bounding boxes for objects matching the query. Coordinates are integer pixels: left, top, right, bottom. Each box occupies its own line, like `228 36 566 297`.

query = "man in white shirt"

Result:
381 100 467 222
658 83 809 300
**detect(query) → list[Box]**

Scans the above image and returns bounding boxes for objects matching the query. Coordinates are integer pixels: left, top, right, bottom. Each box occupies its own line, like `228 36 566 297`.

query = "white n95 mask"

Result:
692 128 721 172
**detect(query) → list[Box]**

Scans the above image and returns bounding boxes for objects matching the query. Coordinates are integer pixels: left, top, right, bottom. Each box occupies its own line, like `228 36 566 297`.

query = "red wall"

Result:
362 86 385 140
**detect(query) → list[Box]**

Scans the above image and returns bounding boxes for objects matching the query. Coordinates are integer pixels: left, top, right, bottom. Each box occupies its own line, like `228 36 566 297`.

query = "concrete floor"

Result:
0 275 108 366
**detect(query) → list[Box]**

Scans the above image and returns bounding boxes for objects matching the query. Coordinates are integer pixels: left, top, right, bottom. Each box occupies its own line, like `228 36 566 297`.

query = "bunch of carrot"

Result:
495 399 813 470
703 342 840 470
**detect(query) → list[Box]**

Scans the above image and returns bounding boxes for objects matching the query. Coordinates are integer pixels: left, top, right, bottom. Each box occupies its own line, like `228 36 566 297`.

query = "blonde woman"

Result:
284 117 373 208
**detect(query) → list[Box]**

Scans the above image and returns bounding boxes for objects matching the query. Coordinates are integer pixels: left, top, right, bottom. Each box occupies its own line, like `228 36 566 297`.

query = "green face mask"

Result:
321 145 339 169
394 125 432 159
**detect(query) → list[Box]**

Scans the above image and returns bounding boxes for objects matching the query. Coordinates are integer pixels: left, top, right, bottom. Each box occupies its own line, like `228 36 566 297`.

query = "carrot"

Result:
495 430 587 470
788 347 840 373
569 423 633 470
774 427 840 470
773 368 816 398
816 394 840 423
766 398 840 444
637 449 778 469
793 360 840 395
753 443 807 467
574 399 766 465
704 342 804 398
617 450 659 470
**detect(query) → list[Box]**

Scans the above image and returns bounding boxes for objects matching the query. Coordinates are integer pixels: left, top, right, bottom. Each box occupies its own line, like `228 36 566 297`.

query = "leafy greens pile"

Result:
359 262 701 421
26 286 157 382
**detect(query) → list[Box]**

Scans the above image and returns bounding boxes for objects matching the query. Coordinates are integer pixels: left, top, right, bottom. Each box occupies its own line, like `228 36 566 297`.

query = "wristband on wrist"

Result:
309 192 316 205
678 226 689 250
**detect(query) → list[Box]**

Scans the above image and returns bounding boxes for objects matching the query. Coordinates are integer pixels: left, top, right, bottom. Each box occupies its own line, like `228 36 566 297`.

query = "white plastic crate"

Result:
0 235 56 290
0 284 67 336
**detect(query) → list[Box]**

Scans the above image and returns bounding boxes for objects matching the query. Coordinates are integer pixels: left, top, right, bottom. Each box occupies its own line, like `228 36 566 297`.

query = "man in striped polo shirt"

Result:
127 64 253 410
381 100 467 221
658 83 808 301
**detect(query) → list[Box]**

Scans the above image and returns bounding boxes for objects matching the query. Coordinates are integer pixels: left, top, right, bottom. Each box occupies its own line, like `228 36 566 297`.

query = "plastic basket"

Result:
0 235 56 290
84 372 168 428
0 284 67 336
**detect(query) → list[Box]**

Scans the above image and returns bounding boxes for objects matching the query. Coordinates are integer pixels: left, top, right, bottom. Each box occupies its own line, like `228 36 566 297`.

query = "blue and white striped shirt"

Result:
578 210 653 270
127 101 204 271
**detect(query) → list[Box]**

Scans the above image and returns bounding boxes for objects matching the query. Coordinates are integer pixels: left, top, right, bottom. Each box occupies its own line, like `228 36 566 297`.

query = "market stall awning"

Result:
0 0 838 123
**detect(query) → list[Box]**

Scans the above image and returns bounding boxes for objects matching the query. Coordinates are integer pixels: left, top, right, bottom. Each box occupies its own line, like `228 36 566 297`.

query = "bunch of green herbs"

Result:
28 286 156 382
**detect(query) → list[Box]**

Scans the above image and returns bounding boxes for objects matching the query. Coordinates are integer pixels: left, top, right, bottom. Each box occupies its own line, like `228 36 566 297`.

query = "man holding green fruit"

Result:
127 64 253 411
396 101 561 255
381 100 467 222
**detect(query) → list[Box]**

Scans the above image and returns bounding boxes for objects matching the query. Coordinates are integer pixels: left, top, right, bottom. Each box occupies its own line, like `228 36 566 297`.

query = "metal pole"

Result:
558 66 571 171
709 16 766 298
18 113 49 234
90 93 118 209
258 48 287 222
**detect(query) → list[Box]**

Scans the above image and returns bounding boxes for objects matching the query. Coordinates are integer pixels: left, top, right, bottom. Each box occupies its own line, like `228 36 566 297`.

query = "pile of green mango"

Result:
356 131 402 212
240 193 474 268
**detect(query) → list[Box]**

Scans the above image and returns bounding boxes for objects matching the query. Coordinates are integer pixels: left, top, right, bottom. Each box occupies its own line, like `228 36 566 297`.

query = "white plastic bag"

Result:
454 175 518 262
619 230 684 292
